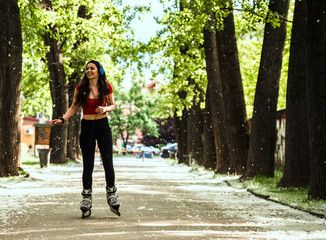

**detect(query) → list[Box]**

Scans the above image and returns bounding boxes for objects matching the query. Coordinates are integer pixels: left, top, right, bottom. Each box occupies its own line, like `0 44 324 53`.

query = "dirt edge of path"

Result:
224 179 326 219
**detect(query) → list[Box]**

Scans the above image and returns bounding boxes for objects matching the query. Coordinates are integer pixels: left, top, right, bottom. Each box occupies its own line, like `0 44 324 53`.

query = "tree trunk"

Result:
216 9 249 174
203 16 229 173
0 0 22 177
306 0 326 200
67 74 81 161
243 0 290 179
202 85 217 170
187 104 204 165
44 35 68 164
186 83 204 166
278 0 309 188
42 0 68 164
66 6 91 161
174 109 188 164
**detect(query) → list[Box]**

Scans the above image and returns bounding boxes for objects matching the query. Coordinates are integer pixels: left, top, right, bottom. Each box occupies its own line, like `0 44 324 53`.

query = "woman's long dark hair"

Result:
76 60 110 107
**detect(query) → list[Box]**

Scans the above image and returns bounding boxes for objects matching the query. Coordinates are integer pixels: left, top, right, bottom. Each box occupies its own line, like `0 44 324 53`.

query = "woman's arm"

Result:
51 89 81 125
96 93 115 114
105 93 115 112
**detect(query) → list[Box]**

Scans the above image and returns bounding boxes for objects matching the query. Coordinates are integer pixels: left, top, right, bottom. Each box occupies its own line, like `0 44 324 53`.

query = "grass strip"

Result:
227 171 326 218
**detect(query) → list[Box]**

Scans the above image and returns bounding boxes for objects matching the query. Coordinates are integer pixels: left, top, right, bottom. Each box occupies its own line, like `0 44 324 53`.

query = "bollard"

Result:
37 149 50 168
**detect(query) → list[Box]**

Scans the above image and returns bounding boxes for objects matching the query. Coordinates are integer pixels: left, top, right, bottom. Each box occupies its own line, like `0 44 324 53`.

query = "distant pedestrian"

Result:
51 60 120 218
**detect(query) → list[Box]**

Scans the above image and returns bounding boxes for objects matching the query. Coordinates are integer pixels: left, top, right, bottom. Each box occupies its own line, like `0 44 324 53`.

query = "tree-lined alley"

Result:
1 0 326 211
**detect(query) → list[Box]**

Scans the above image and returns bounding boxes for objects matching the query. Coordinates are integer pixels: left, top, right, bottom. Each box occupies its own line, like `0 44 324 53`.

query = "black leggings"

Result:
80 117 115 190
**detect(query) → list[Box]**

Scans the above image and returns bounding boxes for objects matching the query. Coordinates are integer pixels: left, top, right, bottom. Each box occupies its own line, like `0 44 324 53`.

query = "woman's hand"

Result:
51 118 64 126
95 106 107 114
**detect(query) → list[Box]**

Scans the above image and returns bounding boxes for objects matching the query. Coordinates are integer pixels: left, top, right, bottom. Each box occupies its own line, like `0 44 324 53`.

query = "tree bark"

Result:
278 0 309 188
45 31 68 164
174 109 188 164
202 85 217 170
0 0 22 177
66 5 91 161
203 15 229 173
42 0 68 164
306 0 326 200
216 9 249 174
67 74 81 161
243 0 290 179
186 83 204 166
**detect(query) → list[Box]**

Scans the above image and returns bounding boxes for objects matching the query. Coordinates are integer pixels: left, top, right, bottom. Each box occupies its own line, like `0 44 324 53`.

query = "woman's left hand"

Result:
95 106 106 114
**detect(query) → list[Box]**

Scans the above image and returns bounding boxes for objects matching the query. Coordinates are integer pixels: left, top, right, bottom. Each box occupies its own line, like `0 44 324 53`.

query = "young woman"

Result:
51 60 120 218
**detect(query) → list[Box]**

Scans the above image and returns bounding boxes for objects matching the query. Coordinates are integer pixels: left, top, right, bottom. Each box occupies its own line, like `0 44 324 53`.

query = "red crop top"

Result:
76 83 113 115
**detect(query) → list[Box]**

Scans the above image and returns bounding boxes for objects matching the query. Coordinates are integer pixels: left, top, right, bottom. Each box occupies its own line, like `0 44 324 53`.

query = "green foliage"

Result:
18 0 292 123
109 81 159 144
145 0 297 122
278 2 294 111
21 58 52 116
148 0 292 118
236 3 293 117
147 1 210 117
234 12 265 117
237 36 262 117
19 0 144 117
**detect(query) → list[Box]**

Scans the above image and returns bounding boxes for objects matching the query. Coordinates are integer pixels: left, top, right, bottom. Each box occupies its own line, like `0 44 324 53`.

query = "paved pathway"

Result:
0 155 325 240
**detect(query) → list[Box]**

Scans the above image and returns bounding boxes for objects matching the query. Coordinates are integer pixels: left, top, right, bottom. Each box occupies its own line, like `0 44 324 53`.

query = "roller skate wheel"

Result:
82 210 91 219
110 206 121 216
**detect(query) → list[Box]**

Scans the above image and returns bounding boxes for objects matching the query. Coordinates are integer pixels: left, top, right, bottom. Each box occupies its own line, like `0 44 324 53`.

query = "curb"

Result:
224 180 326 219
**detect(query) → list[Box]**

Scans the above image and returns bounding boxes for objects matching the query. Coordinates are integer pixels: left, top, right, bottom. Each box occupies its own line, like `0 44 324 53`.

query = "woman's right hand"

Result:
51 119 63 126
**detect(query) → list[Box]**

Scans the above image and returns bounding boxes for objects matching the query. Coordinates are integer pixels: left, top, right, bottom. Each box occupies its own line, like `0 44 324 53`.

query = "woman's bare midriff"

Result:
83 113 108 120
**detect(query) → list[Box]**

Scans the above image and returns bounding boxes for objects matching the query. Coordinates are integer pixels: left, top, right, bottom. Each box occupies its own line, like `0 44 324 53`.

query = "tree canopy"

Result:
110 80 159 146
19 0 150 118
142 0 290 119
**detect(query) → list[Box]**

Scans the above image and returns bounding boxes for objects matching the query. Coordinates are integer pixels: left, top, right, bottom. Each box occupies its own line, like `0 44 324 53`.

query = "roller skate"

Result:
80 189 92 219
106 186 120 216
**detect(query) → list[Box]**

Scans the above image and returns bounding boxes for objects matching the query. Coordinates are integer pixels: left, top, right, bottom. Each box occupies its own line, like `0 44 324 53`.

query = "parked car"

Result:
132 144 145 155
135 146 154 159
148 146 160 155
160 143 178 159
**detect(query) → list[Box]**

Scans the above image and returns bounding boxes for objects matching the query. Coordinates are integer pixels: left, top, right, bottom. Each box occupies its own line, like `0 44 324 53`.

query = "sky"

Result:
123 0 164 42
120 0 165 89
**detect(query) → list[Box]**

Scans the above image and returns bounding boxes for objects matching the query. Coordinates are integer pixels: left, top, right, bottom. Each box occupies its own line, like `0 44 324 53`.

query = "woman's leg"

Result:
96 118 115 188
80 119 96 190
95 118 120 216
